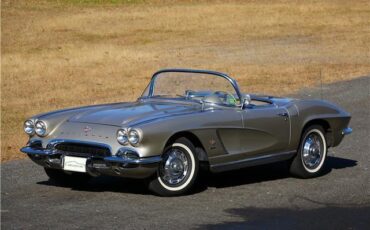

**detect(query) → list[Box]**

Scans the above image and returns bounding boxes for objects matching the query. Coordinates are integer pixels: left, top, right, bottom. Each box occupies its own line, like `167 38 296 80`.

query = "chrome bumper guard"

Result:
342 127 353 135
20 146 161 178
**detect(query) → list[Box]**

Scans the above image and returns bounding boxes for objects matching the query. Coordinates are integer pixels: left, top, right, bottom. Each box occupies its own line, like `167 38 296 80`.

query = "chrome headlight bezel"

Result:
117 129 129 145
35 120 47 137
128 129 142 146
23 120 35 135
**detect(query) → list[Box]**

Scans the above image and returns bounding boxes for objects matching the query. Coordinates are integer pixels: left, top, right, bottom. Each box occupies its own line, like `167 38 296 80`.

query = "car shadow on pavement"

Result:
195 156 357 190
38 176 152 194
37 156 357 195
195 205 370 229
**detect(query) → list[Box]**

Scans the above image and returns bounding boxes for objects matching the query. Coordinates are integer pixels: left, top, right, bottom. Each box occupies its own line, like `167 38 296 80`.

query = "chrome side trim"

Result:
210 151 296 173
342 127 352 135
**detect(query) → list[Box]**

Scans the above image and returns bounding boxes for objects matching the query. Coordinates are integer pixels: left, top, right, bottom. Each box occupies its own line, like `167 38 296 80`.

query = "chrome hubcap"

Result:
160 148 189 185
302 133 323 169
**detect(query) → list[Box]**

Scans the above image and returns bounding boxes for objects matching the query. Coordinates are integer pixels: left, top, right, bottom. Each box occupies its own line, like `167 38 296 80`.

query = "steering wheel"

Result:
214 91 238 105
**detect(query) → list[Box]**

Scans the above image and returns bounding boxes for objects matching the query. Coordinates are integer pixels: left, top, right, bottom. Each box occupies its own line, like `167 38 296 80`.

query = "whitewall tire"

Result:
148 137 199 196
290 125 328 178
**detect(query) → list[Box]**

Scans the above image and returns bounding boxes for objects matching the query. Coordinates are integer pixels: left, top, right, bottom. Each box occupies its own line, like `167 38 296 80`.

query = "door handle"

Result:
277 112 288 117
277 112 289 120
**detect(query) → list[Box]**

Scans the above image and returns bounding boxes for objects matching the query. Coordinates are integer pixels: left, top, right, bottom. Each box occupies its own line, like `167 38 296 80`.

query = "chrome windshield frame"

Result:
145 68 243 102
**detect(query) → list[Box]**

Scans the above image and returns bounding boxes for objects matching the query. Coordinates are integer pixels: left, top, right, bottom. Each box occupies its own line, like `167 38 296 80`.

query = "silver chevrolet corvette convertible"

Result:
21 69 352 196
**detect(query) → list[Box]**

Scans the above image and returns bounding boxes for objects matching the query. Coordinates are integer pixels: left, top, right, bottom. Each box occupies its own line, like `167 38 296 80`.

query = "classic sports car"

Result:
21 69 352 196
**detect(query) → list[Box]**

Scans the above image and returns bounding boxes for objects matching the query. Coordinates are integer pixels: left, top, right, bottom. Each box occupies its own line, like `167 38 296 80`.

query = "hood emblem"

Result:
83 126 92 134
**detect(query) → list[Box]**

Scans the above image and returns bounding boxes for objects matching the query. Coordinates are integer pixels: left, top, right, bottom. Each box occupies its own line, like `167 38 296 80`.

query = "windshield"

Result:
141 70 241 106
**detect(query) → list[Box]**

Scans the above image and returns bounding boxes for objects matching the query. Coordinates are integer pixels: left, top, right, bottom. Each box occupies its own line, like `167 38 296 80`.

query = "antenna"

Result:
320 69 323 100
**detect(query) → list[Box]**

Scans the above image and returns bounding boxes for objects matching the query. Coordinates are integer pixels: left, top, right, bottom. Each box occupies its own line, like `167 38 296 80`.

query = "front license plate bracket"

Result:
63 156 87 173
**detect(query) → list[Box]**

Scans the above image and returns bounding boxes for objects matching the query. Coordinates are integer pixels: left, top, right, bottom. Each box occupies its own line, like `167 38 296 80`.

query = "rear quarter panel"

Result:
288 99 351 149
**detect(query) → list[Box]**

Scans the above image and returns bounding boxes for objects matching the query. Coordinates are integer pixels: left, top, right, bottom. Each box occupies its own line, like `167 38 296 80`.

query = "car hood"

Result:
68 100 200 127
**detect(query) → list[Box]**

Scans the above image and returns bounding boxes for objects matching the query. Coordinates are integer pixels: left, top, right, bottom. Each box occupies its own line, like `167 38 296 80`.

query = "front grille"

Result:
55 142 111 158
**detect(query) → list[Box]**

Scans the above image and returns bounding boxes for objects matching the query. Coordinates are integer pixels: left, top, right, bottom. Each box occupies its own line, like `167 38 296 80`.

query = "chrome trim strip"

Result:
283 107 292 146
104 156 162 165
210 151 296 173
342 127 352 135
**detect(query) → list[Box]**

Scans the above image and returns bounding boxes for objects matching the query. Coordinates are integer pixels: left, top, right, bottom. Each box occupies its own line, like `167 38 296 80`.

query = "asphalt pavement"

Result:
1 76 369 229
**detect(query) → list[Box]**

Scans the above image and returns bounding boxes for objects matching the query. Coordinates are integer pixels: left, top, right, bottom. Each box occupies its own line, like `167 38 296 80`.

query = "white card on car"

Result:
63 156 87 173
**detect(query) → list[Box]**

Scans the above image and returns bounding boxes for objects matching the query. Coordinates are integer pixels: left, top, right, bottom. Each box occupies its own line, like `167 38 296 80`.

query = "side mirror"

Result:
242 94 251 109
243 94 251 105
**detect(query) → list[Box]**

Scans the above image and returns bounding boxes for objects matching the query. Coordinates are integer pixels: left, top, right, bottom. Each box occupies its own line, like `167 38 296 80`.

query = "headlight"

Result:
128 129 141 145
24 120 35 135
35 121 47 136
117 129 128 145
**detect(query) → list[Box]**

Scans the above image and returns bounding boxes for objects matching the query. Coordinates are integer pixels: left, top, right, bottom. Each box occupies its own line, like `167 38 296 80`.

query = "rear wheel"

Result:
148 137 199 196
44 168 91 185
290 125 327 178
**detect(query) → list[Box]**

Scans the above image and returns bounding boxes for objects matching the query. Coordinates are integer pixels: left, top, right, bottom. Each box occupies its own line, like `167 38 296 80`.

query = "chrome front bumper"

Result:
20 146 161 179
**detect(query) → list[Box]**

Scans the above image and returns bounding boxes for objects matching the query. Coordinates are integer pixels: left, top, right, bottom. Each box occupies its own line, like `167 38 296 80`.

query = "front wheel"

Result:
290 125 328 178
148 137 199 196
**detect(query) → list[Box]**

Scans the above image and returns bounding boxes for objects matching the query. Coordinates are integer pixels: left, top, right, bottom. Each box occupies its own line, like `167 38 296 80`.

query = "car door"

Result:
194 105 245 163
239 104 291 158
206 103 291 167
